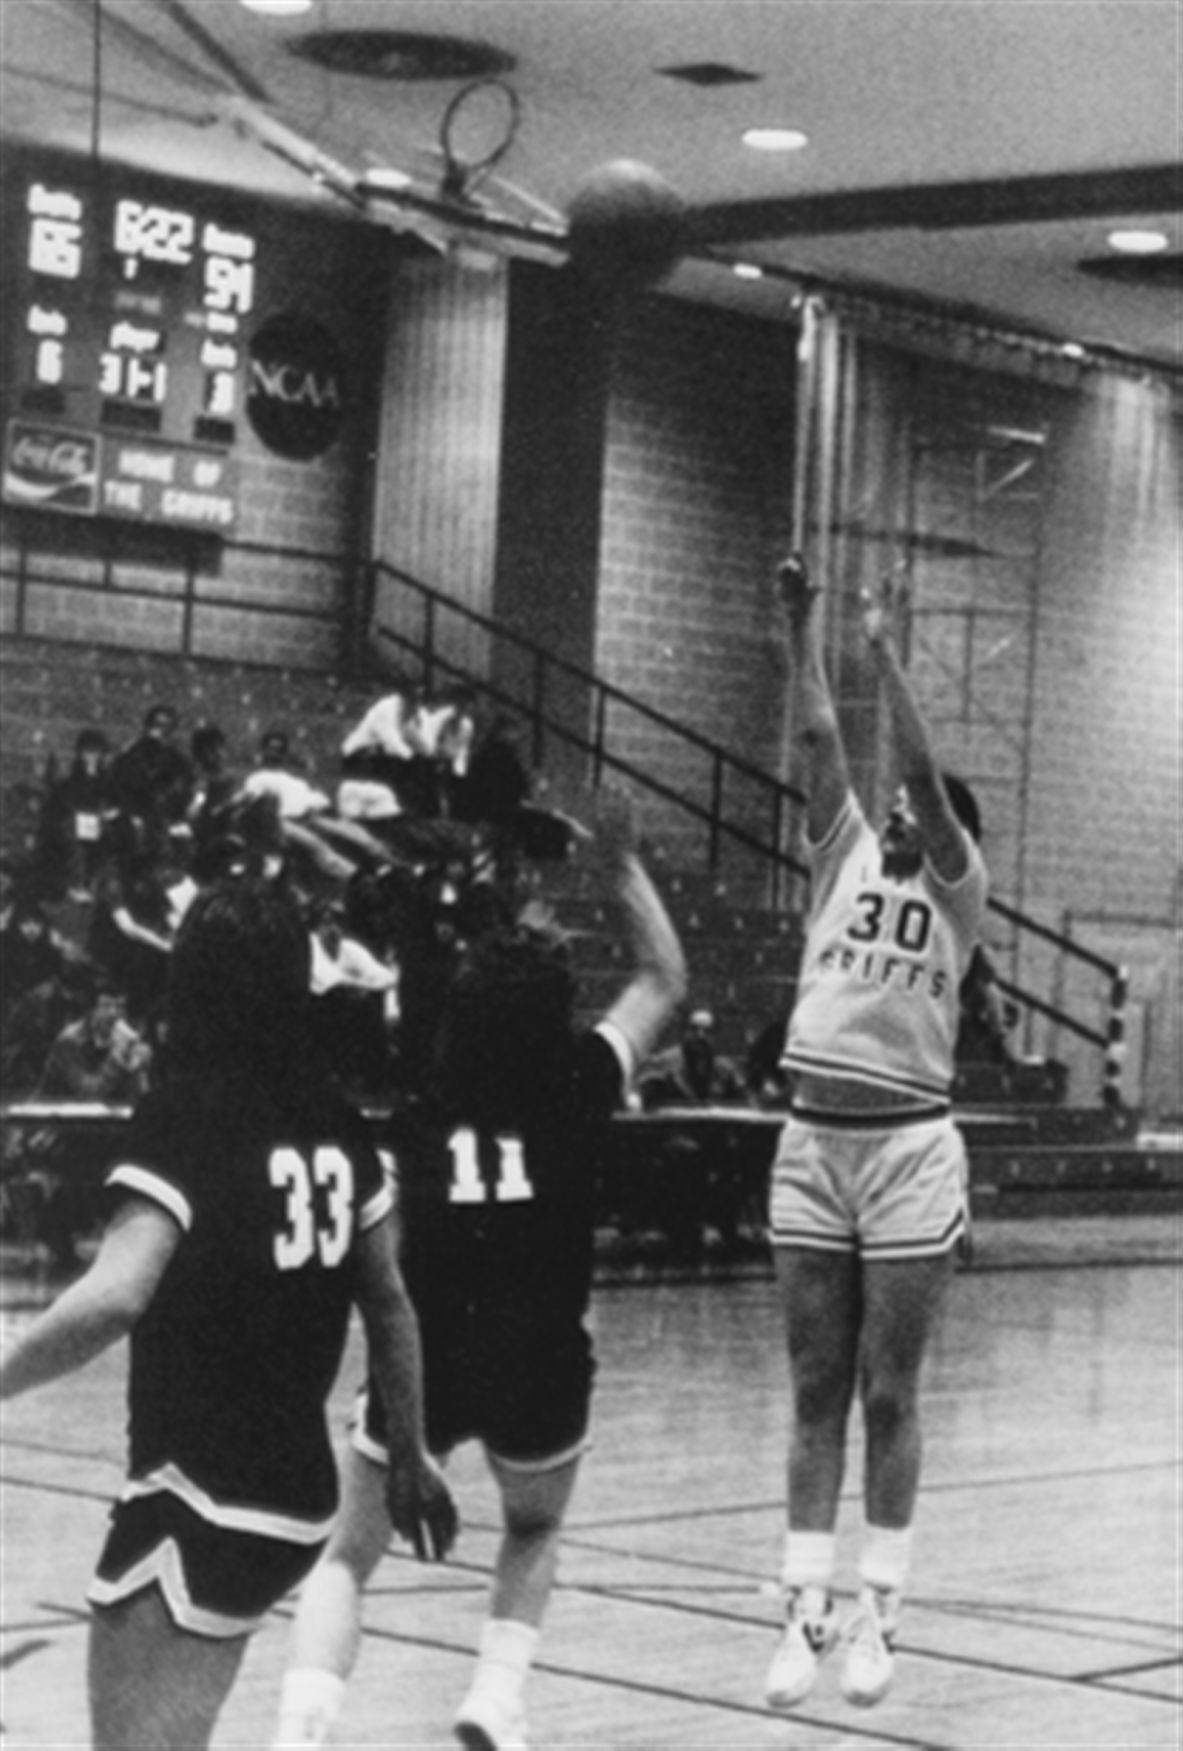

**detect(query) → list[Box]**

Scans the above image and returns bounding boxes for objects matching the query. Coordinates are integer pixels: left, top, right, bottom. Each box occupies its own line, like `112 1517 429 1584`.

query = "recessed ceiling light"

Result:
289 29 514 79
732 262 765 280
242 1 313 13
1107 229 1169 255
743 127 808 152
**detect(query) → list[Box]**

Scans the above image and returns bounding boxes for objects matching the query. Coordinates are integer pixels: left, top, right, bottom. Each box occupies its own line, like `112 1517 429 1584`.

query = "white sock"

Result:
859 1524 913 1597
470 1618 539 1700
273 1669 346 1749
781 1530 836 1596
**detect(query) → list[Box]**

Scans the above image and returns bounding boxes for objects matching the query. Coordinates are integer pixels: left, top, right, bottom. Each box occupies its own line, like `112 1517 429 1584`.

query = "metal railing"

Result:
367 560 1130 1103
367 557 811 904
0 529 1130 1103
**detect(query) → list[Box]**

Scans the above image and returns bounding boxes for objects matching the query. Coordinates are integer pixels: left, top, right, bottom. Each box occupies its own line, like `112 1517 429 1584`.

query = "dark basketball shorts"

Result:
87 1490 327 1637
357 1257 596 1471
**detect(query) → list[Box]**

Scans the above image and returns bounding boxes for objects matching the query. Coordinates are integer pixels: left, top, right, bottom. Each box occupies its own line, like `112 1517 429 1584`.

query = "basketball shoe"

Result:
839 1584 899 1706
764 1584 838 1709
453 1683 530 1751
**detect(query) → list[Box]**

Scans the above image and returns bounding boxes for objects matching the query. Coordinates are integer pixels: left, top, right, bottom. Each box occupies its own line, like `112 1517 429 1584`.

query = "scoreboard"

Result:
2 160 259 532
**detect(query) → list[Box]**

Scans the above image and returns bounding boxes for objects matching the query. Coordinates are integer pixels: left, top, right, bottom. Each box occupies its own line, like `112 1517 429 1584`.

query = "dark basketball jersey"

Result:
105 1072 392 1539
389 1023 629 1273
364 1024 631 1461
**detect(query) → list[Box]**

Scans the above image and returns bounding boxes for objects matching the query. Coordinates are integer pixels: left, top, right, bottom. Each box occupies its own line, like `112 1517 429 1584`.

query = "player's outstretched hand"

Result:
860 566 910 648
776 552 819 624
386 1453 458 1562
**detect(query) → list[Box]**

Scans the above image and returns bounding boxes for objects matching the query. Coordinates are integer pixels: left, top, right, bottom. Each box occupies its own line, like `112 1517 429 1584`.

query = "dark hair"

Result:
75 728 109 756
941 773 982 844
429 926 576 1129
165 876 311 1080
144 704 178 733
88 964 127 1002
191 723 226 764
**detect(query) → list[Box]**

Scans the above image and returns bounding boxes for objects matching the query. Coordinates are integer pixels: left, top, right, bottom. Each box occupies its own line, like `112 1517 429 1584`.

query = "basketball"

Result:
565 159 689 289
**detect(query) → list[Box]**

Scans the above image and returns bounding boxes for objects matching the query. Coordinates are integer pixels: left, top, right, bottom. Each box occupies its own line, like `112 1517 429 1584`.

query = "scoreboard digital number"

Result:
3 167 257 532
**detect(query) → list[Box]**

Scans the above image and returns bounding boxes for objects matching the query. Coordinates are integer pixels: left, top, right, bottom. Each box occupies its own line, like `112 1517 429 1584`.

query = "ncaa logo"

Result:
247 313 346 460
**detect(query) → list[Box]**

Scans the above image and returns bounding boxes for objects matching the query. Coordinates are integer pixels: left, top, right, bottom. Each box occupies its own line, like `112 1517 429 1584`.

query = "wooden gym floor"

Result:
1 1214 1179 1750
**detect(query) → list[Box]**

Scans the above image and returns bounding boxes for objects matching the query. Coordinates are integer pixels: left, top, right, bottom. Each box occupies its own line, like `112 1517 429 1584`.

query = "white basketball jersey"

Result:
783 794 987 1105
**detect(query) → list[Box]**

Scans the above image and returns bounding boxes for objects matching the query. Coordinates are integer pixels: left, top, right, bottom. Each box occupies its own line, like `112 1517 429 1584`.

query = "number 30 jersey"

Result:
783 795 988 1107
105 1072 392 1539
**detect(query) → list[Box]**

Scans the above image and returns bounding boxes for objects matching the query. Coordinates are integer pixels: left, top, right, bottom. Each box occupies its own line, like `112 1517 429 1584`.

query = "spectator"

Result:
339 685 420 820
259 726 305 770
88 844 177 1029
36 729 116 901
956 944 1017 1079
0 893 78 1029
450 714 531 828
398 693 474 820
1 957 97 1100
309 900 400 1099
636 1007 756 1256
234 736 360 890
37 972 153 1106
6 971 153 1272
108 703 196 850
640 1006 749 1107
187 723 239 878
239 734 332 823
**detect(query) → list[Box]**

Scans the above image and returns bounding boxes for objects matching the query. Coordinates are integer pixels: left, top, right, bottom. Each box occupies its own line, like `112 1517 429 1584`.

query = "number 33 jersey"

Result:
784 795 988 1106
105 1073 392 1537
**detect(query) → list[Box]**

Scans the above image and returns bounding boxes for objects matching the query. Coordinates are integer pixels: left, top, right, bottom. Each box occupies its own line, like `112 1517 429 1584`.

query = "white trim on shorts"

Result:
87 1537 262 1639
122 1463 334 1544
349 1387 591 1475
769 1111 968 1261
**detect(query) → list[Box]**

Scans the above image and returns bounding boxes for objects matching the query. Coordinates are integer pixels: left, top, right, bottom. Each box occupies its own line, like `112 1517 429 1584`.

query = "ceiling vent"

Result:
288 31 515 80
658 63 761 87
1077 252 1182 288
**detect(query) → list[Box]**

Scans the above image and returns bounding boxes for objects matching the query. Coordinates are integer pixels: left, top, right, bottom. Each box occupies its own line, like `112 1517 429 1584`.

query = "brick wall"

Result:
597 296 798 879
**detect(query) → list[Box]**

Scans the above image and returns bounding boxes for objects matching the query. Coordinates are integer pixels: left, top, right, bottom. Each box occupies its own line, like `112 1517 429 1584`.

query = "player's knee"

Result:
793 1367 856 1431
501 1489 566 1540
859 1373 917 1443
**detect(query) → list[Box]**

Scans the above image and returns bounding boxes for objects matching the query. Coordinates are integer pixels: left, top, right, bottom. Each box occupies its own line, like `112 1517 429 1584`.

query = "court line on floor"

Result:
0 1471 121 1510
370 1542 1179 1711
300 1613 953 1751
6 1447 1166 1538
555 1582 1183 1711
4 1473 1174 1714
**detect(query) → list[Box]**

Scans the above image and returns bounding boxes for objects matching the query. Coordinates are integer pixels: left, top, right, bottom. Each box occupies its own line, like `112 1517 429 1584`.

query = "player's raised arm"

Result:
776 553 850 845
861 576 970 884
592 788 688 1068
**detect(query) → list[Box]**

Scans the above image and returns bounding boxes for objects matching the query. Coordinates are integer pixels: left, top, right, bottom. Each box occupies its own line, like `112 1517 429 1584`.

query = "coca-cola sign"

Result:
3 421 99 514
246 312 346 460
